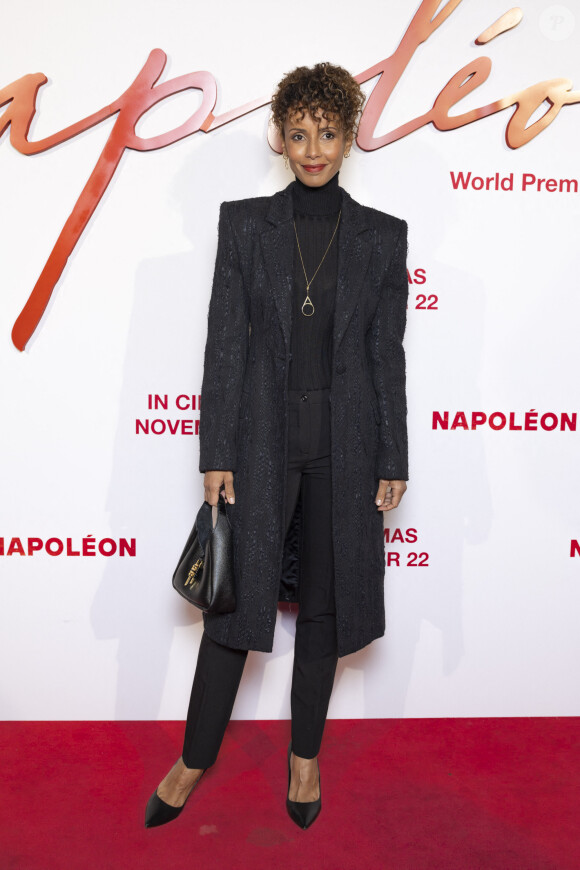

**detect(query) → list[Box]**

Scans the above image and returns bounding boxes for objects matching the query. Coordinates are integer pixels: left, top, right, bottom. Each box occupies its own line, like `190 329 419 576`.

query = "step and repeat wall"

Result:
1 0 579 720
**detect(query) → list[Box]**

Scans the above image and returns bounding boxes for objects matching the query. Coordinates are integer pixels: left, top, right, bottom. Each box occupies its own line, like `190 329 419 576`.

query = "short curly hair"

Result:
271 62 365 143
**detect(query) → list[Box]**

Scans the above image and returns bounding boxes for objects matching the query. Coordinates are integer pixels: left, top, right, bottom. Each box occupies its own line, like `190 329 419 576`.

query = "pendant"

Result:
301 294 315 316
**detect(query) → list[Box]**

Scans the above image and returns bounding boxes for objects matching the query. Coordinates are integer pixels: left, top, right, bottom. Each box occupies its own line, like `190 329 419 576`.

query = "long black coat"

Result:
198 181 408 657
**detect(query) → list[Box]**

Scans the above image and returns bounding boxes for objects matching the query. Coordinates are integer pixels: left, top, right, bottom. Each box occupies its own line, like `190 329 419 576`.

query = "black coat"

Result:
199 181 408 657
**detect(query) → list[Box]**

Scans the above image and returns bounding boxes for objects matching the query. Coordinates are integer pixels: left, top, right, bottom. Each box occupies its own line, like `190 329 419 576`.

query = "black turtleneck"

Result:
288 172 342 390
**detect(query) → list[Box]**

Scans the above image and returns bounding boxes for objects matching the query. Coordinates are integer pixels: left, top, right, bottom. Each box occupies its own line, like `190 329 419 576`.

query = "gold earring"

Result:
344 150 350 158
283 152 289 170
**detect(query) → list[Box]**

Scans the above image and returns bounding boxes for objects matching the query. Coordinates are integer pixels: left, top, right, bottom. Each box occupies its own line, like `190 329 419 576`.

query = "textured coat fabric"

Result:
198 181 408 657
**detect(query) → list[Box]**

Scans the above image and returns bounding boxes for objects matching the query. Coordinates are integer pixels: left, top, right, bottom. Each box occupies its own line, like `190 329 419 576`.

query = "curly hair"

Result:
271 62 365 142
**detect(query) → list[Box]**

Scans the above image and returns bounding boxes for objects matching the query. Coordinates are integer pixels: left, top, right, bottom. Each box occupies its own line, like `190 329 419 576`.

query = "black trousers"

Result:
182 388 338 767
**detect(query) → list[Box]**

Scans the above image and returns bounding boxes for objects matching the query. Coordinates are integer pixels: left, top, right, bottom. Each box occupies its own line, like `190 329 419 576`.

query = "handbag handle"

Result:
211 496 230 531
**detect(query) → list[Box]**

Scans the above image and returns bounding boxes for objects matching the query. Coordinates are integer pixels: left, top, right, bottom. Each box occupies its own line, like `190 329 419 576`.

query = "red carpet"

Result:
1 718 578 869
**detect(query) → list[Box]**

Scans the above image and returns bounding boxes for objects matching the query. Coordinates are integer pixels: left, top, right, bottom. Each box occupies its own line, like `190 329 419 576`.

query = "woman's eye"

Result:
291 134 304 141
322 132 335 140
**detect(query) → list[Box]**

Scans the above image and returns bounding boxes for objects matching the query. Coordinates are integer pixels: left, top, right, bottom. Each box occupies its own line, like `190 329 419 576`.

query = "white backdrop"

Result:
1 0 579 721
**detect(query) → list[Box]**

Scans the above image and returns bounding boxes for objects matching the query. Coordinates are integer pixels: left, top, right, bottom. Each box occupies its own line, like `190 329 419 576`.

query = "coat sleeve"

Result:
199 202 249 473
369 219 409 481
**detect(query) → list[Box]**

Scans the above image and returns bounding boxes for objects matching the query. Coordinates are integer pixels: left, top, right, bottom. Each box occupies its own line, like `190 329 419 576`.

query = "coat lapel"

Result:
333 190 374 355
260 185 295 352
260 182 373 356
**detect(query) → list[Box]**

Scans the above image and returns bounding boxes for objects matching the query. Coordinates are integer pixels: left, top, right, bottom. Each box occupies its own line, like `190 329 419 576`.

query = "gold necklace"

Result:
293 210 342 316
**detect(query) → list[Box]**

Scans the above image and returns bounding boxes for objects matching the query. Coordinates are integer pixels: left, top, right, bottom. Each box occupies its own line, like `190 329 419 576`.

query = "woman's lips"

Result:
303 165 326 173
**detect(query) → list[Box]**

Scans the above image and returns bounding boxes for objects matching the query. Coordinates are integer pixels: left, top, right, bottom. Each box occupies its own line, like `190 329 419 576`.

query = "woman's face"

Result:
283 107 351 187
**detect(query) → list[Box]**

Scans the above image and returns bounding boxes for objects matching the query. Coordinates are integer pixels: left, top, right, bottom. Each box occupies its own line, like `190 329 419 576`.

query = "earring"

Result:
344 150 350 158
283 152 289 170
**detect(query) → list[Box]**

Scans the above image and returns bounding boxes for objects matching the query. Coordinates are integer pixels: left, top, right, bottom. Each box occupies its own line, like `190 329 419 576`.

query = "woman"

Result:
145 62 409 830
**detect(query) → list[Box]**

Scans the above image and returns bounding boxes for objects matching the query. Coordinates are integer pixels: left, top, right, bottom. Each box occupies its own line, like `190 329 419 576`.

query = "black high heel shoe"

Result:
145 767 206 828
286 742 322 830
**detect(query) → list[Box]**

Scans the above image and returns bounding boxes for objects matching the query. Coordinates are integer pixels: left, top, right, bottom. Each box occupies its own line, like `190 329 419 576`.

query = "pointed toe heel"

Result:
145 791 185 828
286 742 322 830
144 768 206 828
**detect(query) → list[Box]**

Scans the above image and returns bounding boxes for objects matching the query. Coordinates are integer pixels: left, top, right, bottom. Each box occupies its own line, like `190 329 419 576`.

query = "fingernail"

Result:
229 497 235 503
376 499 382 505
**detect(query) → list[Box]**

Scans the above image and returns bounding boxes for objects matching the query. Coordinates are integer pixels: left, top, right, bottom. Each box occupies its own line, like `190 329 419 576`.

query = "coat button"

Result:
335 362 346 374
300 394 308 401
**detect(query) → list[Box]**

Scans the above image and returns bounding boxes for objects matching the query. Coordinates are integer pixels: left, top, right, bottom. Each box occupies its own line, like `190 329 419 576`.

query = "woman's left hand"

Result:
375 479 407 511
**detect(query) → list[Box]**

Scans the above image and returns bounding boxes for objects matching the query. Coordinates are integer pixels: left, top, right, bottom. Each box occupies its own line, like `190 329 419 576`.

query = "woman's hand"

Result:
204 471 235 506
375 479 407 512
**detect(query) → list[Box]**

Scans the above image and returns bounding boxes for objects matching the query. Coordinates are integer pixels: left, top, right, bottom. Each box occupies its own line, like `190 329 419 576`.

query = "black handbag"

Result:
172 499 236 613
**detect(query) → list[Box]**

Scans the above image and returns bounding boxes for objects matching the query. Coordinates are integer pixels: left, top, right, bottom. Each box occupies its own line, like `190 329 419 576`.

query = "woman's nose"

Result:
306 141 320 159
